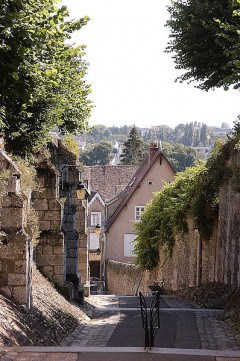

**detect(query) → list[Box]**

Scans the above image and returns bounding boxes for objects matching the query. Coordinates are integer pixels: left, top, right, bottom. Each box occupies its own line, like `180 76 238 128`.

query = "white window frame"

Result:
124 234 137 257
135 206 145 223
91 212 101 226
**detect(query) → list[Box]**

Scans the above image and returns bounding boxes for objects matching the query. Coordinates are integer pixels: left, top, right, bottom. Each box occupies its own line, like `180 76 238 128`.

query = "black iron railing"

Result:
139 291 150 348
139 290 161 349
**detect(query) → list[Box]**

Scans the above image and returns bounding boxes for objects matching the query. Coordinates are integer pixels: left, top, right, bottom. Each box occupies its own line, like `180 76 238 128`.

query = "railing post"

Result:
139 292 149 348
149 290 160 349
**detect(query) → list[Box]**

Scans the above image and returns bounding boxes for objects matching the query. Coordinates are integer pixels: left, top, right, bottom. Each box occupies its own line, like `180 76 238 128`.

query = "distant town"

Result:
52 122 233 172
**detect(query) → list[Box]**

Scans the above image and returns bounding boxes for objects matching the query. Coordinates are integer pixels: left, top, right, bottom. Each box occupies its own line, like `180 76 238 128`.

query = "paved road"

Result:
1 295 240 360
68 295 240 351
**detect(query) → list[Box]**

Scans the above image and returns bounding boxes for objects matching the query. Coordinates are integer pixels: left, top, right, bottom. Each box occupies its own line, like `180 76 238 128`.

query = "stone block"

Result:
36 245 42 255
42 266 54 279
53 274 64 286
12 286 26 304
0 286 12 298
8 274 26 286
42 245 53 254
0 273 7 286
54 266 64 275
39 220 50 230
44 211 61 221
78 247 88 257
37 210 45 221
63 223 75 231
10 193 25 208
3 260 15 273
50 221 61 231
49 199 61 211
2 196 11 207
66 239 78 248
32 199 48 211
15 261 26 273
36 254 50 267
1 208 23 229
7 177 18 193
42 188 57 199
68 248 77 257
53 246 64 255
65 232 78 241
78 262 88 273
48 254 64 266
0 243 25 260
66 215 75 223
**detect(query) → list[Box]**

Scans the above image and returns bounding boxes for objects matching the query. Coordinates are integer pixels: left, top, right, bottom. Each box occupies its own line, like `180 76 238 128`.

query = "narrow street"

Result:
66 295 239 350
1 294 240 360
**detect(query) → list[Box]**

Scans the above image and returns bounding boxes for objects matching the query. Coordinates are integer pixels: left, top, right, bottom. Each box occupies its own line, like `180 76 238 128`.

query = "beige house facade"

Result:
105 144 176 264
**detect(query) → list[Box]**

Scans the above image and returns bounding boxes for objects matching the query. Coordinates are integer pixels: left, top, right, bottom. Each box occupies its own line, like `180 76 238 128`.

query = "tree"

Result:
166 0 240 90
81 142 113 166
63 137 80 157
194 128 201 147
200 124 208 146
0 0 92 156
162 142 199 172
120 125 146 165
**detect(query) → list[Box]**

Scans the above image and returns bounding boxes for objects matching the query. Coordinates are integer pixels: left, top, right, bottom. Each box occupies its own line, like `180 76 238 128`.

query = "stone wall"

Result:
48 140 89 289
32 156 65 287
215 150 240 287
0 149 32 306
35 231 65 286
107 260 143 295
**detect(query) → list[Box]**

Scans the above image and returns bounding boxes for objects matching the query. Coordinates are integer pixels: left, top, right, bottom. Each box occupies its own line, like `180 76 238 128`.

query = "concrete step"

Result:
2 346 240 361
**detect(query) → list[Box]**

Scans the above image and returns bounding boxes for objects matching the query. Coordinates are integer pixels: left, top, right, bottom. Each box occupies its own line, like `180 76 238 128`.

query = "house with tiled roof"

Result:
85 164 138 282
105 143 176 264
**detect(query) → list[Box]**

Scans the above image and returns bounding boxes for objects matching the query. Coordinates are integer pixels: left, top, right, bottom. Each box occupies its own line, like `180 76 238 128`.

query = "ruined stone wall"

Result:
32 159 65 287
88 165 138 201
48 140 89 288
35 232 65 287
0 149 32 305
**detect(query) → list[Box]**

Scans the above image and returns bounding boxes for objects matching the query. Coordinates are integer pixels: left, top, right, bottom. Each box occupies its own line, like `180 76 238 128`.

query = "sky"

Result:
62 0 240 129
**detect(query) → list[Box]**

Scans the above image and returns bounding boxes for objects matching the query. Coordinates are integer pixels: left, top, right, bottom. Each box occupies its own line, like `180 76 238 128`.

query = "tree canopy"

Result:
162 141 199 172
166 0 240 90
81 142 113 166
120 125 146 165
0 0 92 156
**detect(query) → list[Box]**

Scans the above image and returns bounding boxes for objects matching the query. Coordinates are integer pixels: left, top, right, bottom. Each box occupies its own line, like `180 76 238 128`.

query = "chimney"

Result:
148 143 159 163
